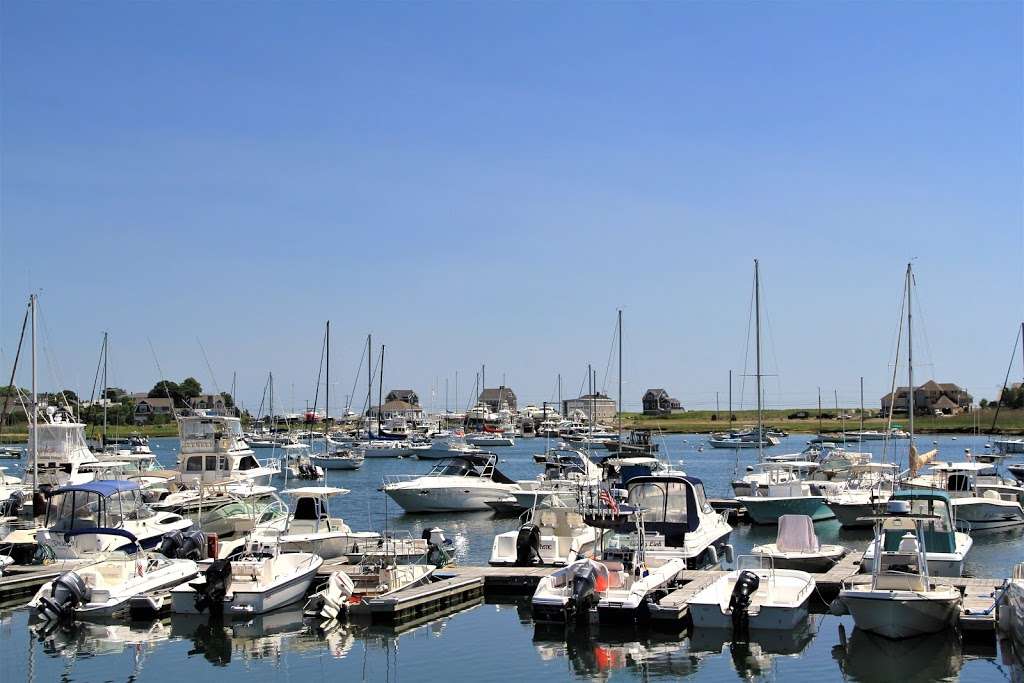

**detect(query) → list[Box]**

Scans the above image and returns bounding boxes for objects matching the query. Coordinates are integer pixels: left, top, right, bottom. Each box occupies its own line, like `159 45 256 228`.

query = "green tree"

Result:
179 377 203 400
980 398 989 409
220 391 235 409
104 387 126 400
149 380 183 405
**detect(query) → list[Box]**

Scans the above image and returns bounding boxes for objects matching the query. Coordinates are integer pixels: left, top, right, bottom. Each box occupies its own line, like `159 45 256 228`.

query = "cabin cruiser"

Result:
836 500 962 638
825 463 898 528
347 438 426 458
861 490 972 577
29 528 199 623
383 454 521 512
994 438 1024 454
465 432 515 447
311 448 364 470
153 481 282 543
732 462 800 497
171 546 323 616
735 463 836 524
27 480 193 560
603 429 659 455
687 555 816 632
531 475 733 623
177 414 280 487
751 515 846 571
490 500 605 567
709 427 780 450
905 462 1024 530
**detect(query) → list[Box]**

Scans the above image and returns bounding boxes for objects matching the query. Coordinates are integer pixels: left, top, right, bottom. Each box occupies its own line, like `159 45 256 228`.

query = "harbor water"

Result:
0 433 1020 682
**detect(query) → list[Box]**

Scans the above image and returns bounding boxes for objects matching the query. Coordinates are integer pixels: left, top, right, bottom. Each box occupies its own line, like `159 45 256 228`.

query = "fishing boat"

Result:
750 515 846 571
861 489 972 577
177 413 280 487
171 547 323 615
734 463 835 524
687 555 816 631
490 502 605 567
29 528 198 623
824 463 898 528
836 499 962 638
905 461 1024 530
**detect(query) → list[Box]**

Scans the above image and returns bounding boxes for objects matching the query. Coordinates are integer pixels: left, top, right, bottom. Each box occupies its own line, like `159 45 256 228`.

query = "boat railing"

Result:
257 456 282 472
382 474 421 485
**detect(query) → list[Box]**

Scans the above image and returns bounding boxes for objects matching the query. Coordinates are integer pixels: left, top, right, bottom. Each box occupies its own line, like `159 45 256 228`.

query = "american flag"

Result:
599 488 619 514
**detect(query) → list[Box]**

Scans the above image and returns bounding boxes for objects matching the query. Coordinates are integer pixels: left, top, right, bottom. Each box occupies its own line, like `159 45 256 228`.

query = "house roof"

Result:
480 387 516 400
934 395 958 409
135 397 175 408
387 389 417 399
644 389 670 399
378 399 421 412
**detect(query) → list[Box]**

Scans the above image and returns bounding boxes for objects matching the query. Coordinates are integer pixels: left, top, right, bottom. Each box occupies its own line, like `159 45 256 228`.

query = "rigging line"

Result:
197 337 222 396
346 336 369 413
310 324 328 421
88 333 104 405
909 272 937 380
739 267 756 413
882 270 908 466
600 315 617 394
0 304 29 444
146 337 179 420
989 324 1023 433
35 299 73 411
759 274 784 409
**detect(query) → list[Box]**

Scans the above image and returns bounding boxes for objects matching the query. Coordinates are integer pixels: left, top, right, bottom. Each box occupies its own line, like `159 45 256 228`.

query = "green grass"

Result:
621 408 1024 435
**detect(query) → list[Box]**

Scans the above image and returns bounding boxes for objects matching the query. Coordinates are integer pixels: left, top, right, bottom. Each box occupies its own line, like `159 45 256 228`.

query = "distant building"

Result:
133 396 176 423
642 389 684 416
190 393 231 413
385 389 420 406
368 400 423 419
563 393 616 423
881 380 972 416
479 386 517 412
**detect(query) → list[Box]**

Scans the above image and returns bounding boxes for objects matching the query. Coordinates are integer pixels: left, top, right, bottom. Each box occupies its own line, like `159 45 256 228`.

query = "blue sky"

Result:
1 2 1022 414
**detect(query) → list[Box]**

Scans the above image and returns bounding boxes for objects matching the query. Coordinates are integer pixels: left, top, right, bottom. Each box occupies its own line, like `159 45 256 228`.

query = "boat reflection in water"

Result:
687 616 817 680
533 623 702 678
170 604 353 665
831 624 968 682
34 618 171 659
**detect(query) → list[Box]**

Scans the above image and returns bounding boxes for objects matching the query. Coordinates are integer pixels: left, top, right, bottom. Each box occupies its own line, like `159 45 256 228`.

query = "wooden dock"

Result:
351 575 485 624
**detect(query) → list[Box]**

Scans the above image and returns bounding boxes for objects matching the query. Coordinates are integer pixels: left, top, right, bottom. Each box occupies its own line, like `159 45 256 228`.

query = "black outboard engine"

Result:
37 571 91 623
0 489 23 517
194 559 232 614
515 523 542 566
158 530 185 558
178 530 208 561
569 562 598 620
728 570 761 639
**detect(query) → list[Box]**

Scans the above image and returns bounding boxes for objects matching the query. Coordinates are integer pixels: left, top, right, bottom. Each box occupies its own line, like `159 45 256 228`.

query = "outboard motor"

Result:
178 530 208 561
569 561 598 620
0 490 23 517
515 523 542 566
423 527 452 567
728 570 761 640
194 559 232 614
158 530 185 558
37 571 91 623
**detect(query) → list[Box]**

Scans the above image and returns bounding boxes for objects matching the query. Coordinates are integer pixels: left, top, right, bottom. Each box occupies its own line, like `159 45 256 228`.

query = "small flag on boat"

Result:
599 488 619 514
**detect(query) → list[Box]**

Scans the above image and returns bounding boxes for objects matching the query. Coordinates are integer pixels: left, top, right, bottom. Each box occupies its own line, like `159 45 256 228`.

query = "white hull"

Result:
171 554 322 615
841 590 960 638
311 456 364 470
385 483 517 512
465 435 515 447
687 568 815 630
950 498 1024 530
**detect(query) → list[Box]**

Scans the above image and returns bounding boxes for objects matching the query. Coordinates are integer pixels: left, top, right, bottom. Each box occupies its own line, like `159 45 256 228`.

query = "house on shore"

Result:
563 393 616 423
132 396 176 424
368 400 423 420
385 389 420 407
881 380 972 416
642 389 684 416
479 386 517 412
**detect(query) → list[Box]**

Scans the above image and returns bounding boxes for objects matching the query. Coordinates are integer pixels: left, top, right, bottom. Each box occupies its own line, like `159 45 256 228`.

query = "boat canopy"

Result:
927 462 991 473
882 489 955 553
625 475 711 533
281 486 350 497
53 479 139 496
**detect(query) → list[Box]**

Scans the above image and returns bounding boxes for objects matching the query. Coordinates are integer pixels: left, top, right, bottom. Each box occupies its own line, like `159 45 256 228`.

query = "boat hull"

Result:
384 484 515 513
738 497 835 525
949 498 1024 530
841 590 960 638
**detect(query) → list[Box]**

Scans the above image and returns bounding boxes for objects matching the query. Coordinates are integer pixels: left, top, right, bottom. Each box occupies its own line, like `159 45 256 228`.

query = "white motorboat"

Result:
490 503 605 567
735 463 836 524
171 548 323 615
29 529 198 622
861 489 972 577
836 500 962 638
350 439 423 458
20 407 100 494
994 438 1024 454
998 562 1024 653
825 463 899 529
687 556 815 631
731 462 800 497
751 515 846 572
311 449 364 470
28 480 193 560
906 462 1024 530
306 559 434 620
466 432 515 447
383 454 521 513
177 413 280 487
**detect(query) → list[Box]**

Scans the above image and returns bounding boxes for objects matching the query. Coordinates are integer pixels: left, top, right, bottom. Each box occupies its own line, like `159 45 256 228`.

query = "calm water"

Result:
1 433 1021 682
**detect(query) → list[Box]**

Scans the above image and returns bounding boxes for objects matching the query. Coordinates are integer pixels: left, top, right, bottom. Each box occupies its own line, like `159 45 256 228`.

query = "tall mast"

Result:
325 320 330 440
907 263 915 449
728 369 732 426
30 294 38 493
378 345 385 439
102 331 108 446
617 309 623 439
366 334 372 439
455 371 458 413
557 374 562 416
754 259 763 462
1020 321 1024 385
860 377 865 434
269 372 274 428
818 387 822 435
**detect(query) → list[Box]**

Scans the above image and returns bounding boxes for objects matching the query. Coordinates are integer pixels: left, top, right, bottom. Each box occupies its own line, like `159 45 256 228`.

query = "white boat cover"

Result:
776 515 820 553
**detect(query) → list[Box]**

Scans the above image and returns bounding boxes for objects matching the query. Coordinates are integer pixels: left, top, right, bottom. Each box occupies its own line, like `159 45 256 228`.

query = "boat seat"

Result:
874 573 928 592
897 533 919 554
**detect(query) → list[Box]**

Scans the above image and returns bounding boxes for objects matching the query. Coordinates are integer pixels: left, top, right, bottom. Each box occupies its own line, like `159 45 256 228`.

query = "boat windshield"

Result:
627 481 689 523
46 490 101 531
428 460 475 477
106 489 155 523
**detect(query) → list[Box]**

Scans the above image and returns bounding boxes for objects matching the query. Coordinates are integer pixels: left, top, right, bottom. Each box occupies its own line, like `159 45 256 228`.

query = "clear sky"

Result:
2 2 1022 415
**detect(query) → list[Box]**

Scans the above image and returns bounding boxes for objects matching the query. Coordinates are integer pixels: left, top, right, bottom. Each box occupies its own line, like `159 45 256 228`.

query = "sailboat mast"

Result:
907 263 915 447
378 345 385 439
30 294 38 493
102 331 108 447
818 387 822 435
728 370 732 425
860 377 865 434
366 334 372 439
617 309 623 440
754 259 763 461
325 320 330 441
269 372 274 429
